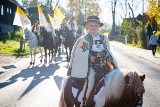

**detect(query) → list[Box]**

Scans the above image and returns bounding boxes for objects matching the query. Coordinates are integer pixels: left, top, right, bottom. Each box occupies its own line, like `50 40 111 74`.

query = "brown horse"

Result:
58 69 145 107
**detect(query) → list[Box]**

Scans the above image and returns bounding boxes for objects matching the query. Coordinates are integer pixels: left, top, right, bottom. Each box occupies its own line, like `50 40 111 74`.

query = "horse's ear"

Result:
140 74 145 82
125 75 130 84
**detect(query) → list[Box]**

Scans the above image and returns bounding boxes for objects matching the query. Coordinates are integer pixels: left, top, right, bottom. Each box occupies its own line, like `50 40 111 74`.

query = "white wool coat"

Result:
68 33 118 78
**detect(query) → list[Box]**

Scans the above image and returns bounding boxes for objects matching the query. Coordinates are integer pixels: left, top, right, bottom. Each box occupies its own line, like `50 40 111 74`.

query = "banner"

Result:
38 4 51 32
54 7 65 21
48 14 61 29
48 6 66 29
13 6 31 29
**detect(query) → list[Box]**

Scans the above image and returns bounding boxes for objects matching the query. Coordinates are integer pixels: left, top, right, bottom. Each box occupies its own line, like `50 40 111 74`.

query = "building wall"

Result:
0 0 22 33
0 23 14 33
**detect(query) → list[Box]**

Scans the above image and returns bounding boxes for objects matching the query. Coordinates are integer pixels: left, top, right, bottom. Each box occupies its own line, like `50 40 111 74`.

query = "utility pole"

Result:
111 0 117 40
142 0 147 48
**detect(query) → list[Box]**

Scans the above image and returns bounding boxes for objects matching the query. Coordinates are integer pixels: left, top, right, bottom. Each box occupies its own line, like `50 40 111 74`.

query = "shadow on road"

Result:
2 65 16 69
0 62 63 99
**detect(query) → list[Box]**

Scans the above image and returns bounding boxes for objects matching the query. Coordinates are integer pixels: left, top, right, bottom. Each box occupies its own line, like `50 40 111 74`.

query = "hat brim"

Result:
83 19 104 27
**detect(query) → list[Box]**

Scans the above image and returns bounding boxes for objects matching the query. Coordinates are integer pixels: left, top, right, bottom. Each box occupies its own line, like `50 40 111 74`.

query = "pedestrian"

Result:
67 15 118 102
66 17 76 38
76 25 83 39
149 31 158 57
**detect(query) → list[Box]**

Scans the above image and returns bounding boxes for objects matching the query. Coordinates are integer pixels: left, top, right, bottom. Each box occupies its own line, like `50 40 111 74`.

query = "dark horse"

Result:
55 28 63 56
40 27 56 63
63 25 76 62
58 69 145 107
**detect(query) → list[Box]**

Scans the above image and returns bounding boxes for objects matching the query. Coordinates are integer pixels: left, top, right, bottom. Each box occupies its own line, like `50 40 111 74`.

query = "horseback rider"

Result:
32 20 40 35
66 16 77 38
32 20 42 45
67 15 118 106
76 25 83 39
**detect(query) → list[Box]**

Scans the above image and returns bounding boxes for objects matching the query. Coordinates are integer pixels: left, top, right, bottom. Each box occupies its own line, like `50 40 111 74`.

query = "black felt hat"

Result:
83 15 104 27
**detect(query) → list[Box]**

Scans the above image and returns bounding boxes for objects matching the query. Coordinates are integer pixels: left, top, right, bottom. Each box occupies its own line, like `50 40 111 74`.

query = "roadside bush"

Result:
135 27 143 48
0 28 23 43
13 29 23 40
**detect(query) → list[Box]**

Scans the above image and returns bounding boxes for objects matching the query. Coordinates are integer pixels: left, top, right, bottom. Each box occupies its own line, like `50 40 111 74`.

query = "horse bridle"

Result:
25 30 35 40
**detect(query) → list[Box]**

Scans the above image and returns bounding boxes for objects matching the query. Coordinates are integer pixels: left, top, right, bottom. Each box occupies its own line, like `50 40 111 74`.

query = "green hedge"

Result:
0 28 23 43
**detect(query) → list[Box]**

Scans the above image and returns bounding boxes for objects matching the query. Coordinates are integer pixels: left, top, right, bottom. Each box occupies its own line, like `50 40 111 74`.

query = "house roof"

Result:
8 0 24 9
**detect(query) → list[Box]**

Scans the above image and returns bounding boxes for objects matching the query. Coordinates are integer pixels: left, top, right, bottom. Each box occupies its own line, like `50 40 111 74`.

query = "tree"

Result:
146 1 160 24
30 0 39 7
110 0 118 40
67 0 101 19
77 11 84 25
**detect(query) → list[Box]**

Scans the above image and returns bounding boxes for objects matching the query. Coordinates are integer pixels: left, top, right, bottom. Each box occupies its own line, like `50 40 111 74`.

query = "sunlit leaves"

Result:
146 1 160 24
67 0 101 17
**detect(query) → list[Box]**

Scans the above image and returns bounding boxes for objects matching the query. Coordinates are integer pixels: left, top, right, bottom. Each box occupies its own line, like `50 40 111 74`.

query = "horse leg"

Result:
33 47 36 65
53 48 56 62
39 47 43 63
29 48 33 65
58 45 61 56
44 48 47 64
65 47 69 62
69 46 73 61
51 49 53 63
64 78 75 107
48 49 51 63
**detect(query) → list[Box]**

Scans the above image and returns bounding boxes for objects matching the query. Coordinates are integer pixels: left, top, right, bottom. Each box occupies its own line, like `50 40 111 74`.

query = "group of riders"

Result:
31 17 83 49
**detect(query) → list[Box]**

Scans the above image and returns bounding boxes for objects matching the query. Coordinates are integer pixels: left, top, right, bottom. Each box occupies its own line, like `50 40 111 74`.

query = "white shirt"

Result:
91 34 105 52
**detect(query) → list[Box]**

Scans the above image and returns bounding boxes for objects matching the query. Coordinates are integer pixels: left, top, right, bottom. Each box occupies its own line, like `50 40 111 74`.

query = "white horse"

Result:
24 28 43 65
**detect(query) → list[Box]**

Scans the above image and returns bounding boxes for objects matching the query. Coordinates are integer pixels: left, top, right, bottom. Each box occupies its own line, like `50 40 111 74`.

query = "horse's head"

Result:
24 28 29 41
124 71 145 106
40 26 48 37
40 26 45 33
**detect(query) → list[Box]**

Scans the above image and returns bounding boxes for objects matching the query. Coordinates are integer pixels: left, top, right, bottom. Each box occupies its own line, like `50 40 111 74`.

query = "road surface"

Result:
0 43 160 107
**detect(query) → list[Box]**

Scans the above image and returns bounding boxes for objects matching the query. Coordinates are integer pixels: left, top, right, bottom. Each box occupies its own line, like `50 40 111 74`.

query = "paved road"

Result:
0 41 160 107
0 53 68 107
110 42 160 107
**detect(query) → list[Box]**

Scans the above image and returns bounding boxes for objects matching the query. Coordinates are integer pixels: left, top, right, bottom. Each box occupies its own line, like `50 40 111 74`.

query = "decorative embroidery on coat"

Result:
80 42 90 52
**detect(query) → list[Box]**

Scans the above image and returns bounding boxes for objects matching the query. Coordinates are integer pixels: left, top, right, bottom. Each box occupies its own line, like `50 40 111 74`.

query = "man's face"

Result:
35 22 38 25
85 21 100 36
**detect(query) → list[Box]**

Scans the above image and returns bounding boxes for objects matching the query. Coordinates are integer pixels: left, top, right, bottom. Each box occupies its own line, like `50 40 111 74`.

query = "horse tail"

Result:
58 76 69 107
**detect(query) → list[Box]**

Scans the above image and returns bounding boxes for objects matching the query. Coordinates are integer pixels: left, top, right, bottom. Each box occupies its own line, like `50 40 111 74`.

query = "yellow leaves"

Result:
146 0 160 24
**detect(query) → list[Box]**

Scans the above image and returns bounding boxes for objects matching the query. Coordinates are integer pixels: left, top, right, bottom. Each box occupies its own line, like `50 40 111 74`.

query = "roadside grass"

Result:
0 40 40 57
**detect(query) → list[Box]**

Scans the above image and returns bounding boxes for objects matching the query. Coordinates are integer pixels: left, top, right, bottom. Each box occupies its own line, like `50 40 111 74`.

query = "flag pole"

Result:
53 0 60 14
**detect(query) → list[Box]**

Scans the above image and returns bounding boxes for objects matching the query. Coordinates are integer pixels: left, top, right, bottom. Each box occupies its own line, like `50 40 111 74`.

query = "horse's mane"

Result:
104 69 126 100
94 69 125 105
94 68 145 107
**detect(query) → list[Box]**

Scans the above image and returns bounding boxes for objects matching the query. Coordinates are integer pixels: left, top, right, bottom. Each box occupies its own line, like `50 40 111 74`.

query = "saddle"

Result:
33 32 43 46
69 77 105 107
